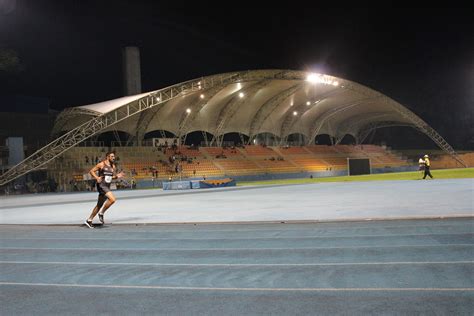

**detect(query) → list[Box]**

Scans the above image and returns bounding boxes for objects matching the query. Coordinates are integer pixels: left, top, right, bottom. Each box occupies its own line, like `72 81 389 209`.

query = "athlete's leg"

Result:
87 194 107 222
99 191 117 215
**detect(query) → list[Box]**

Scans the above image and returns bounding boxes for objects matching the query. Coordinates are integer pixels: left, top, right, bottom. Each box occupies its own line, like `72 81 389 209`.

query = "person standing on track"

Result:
422 154 433 179
418 156 425 177
84 151 124 228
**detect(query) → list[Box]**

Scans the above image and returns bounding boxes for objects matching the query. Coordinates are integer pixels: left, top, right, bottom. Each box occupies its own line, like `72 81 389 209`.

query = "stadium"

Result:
1 67 473 314
3 0 474 312
0 69 471 191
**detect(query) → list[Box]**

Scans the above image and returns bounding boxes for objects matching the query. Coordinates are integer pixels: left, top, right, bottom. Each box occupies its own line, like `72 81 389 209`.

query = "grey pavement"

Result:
1 178 473 224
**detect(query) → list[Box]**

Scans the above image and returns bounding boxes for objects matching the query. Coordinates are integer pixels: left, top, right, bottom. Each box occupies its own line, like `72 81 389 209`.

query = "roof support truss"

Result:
334 112 395 142
247 83 304 144
177 84 226 141
51 107 101 137
306 98 375 145
279 87 343 143
131 100 169 144
356 121 414 144
211 79 274 147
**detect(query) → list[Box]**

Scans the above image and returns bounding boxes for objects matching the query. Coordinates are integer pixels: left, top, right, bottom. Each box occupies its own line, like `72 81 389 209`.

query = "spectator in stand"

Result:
175 162 182 174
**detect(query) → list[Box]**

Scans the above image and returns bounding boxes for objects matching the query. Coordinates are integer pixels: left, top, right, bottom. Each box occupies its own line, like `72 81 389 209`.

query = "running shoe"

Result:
84 220 94 229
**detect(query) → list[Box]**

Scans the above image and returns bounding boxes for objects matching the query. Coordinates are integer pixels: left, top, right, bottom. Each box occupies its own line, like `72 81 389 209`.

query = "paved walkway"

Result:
1 179 473 224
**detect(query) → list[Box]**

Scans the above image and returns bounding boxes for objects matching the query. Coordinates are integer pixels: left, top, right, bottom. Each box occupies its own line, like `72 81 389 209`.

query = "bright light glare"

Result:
239 92 244 98
293 111 298 116
306 101 311 106
200 94 205 99
186 108 191 113
306 73 321 83
307 73 340 86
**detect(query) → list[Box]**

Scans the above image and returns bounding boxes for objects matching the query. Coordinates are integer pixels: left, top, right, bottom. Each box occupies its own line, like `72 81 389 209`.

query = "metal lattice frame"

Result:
247 83 304 144
201 131 210 147
279 87 343 144
211 79 273 147
1 69 466 185
0 97 158 185
131 100 170 144
340 79 467 167
306 98 376 145
177 84 227 142
334 112 394 143
356 121 414 144
51 107 101 137
279 101 307 144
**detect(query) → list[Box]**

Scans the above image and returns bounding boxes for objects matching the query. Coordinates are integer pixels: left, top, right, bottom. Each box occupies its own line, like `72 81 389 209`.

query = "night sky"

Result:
1 1 473 142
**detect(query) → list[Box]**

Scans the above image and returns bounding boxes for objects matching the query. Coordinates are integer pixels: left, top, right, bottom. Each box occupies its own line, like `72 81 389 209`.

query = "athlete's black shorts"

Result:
96 182 111 195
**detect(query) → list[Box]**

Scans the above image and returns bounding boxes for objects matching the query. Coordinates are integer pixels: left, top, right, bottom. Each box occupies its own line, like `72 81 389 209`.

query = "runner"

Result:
84 151 124 228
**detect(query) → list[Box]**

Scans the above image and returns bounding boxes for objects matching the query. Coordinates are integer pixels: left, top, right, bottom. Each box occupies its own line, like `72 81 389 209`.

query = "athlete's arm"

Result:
115 172 125 179
112 165 125 179
90 162 104 183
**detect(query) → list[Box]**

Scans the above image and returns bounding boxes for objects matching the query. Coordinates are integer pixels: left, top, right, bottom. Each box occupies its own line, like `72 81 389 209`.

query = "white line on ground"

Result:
1 231 472 240
1 223 471 234
0 244 472 251
1 282 473 291
1 260 472 266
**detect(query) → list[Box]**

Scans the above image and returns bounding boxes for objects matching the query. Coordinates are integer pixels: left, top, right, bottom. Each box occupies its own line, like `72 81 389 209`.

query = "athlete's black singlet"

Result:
96 162 114 195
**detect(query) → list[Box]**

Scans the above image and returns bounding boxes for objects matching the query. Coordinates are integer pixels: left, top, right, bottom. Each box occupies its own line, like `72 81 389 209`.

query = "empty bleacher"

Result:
432 152 474 169
46 144 414 189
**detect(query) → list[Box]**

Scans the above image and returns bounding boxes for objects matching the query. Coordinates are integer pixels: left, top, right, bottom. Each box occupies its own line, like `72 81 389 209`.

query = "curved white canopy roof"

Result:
51 69 433 144
78 92 150 114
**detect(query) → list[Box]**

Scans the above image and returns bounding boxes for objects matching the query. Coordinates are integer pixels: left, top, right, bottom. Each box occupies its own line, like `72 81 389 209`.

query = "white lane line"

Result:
1 260 472 267
1 223 471 234
1 232 472 241
0 282 472 291
0 244 472 251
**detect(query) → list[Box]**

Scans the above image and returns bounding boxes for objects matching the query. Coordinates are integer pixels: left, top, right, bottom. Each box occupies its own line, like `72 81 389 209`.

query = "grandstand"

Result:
44 144 413 191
